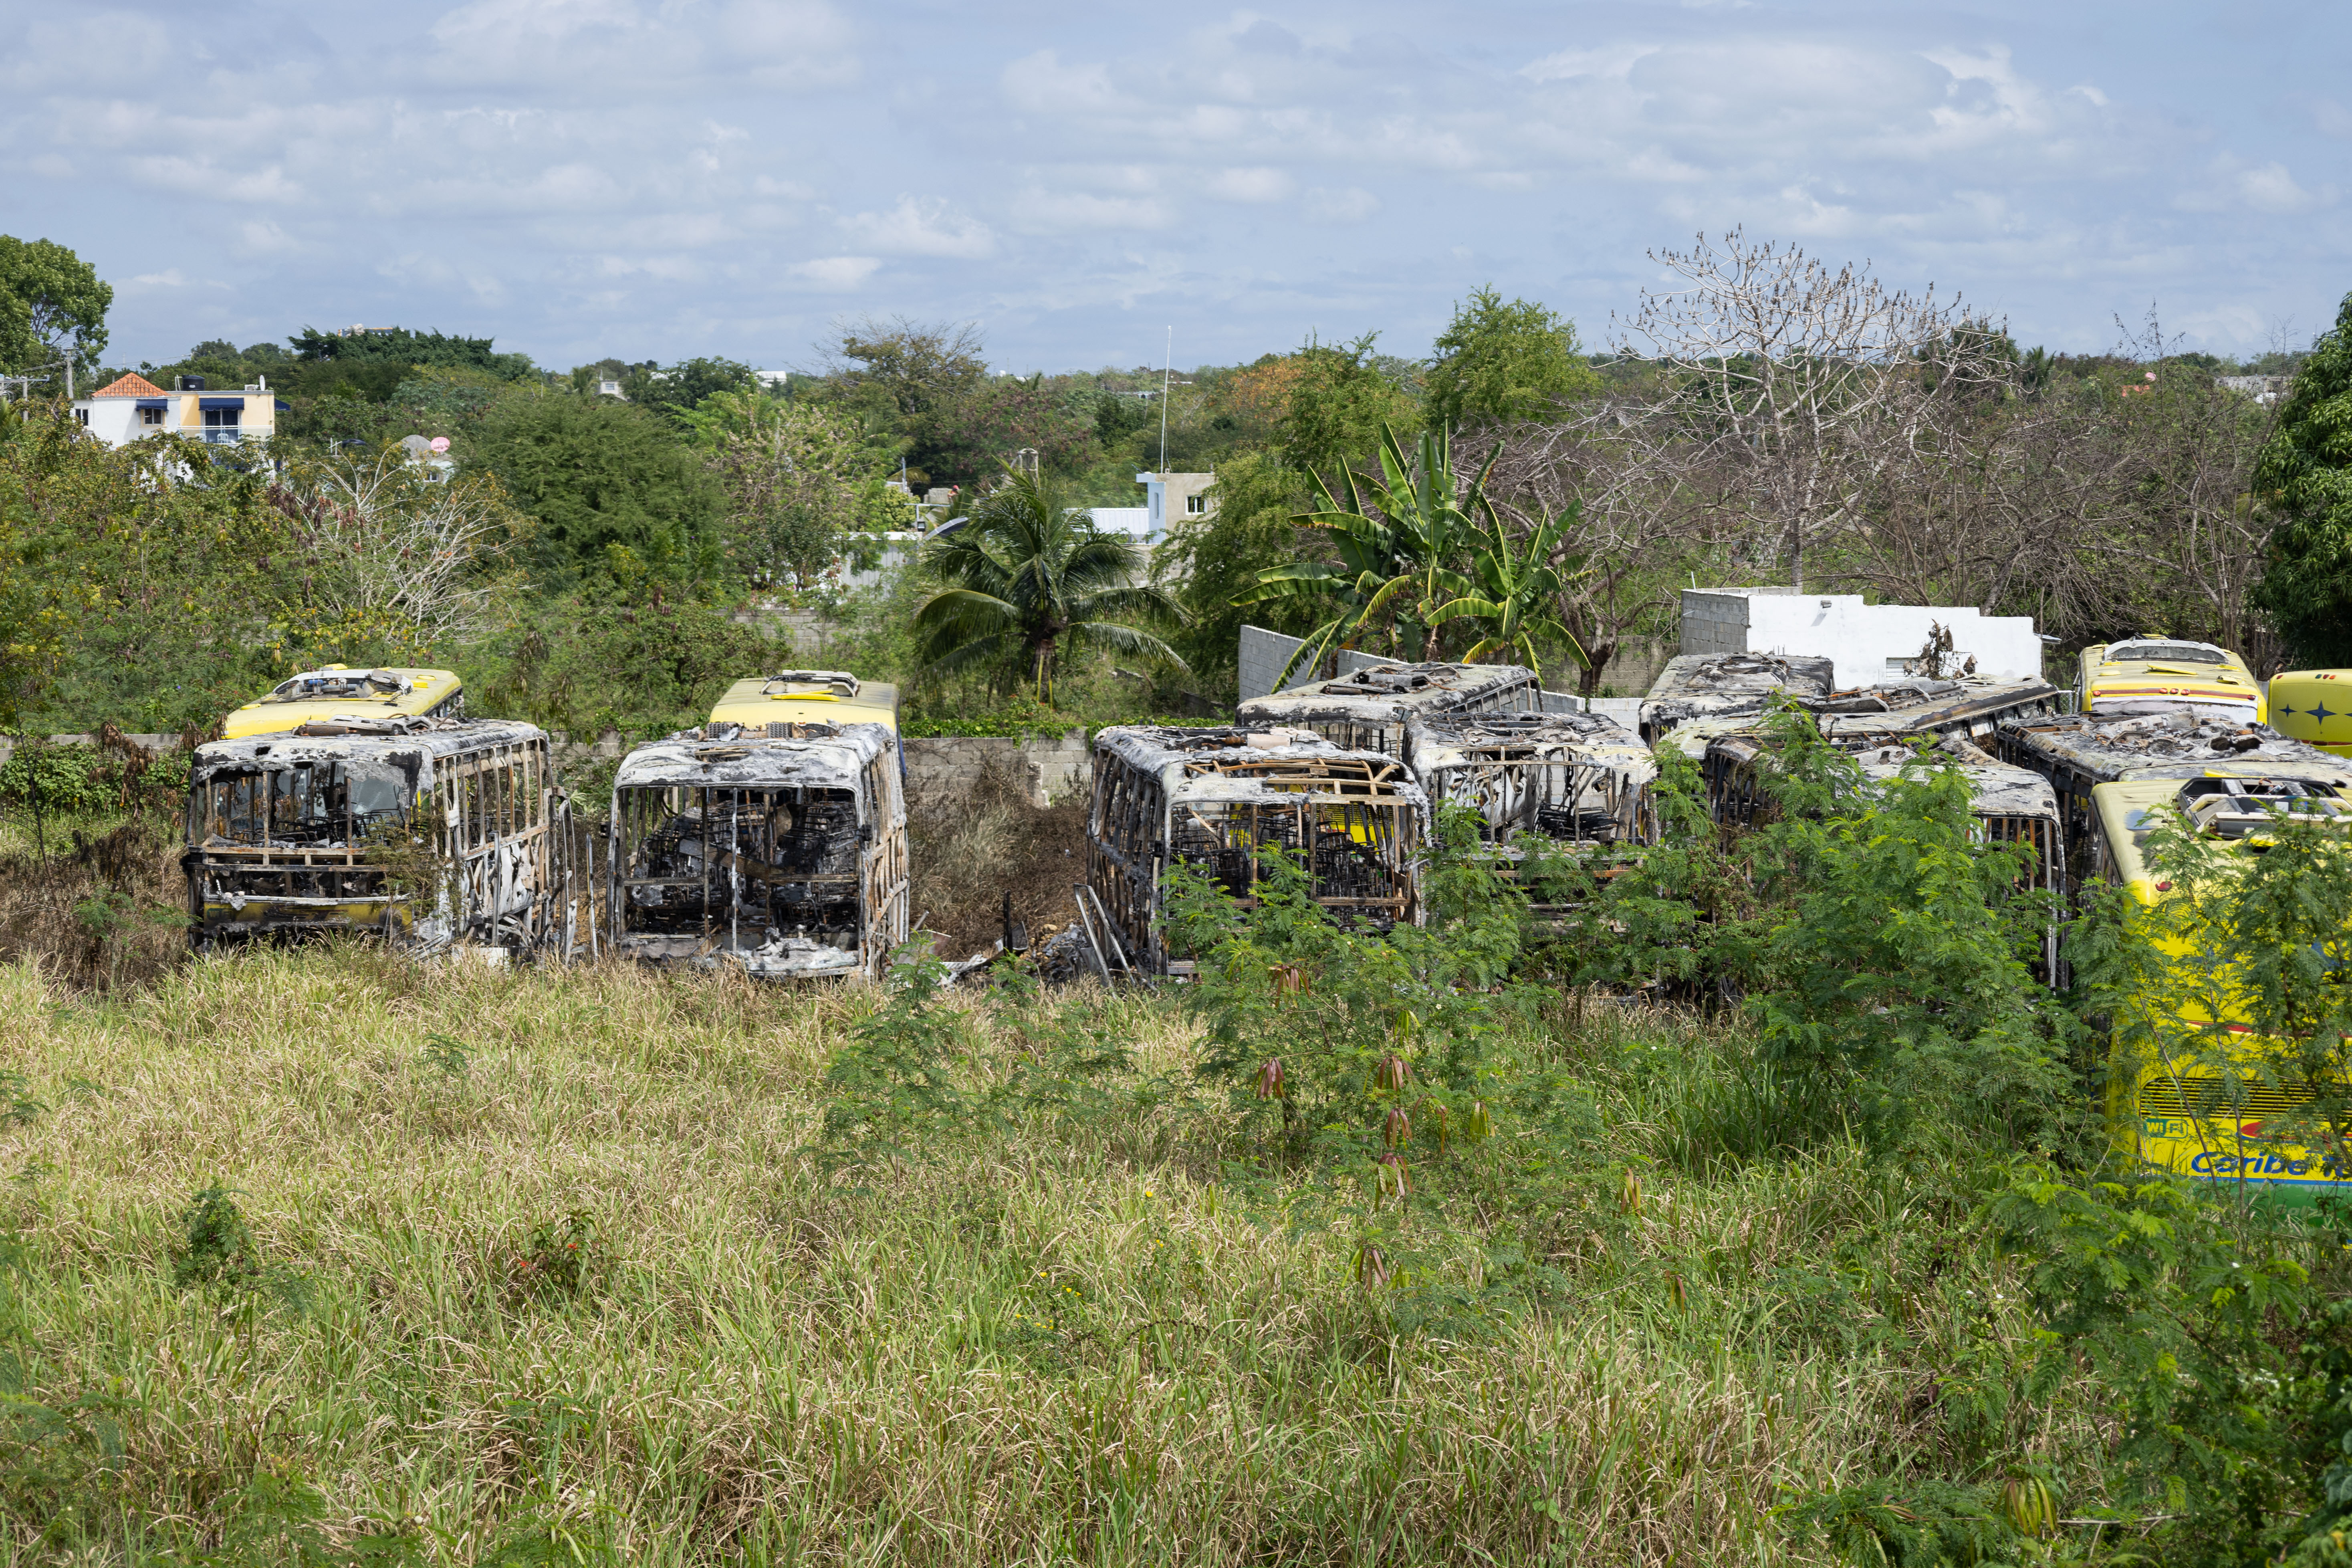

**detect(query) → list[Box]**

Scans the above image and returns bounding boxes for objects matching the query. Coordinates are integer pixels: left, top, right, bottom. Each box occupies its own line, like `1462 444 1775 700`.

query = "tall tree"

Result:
2252 293 2352 666
1423 286 1599 429
0 236 111 391
469 393 721 583
911 469 1187 704
1277 334 1419 484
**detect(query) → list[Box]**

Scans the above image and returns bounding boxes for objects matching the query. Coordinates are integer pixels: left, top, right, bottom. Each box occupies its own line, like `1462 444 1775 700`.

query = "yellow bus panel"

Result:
2078 638 2263 723
2266 670 2352 757
224 666 462 740
708 671 899 734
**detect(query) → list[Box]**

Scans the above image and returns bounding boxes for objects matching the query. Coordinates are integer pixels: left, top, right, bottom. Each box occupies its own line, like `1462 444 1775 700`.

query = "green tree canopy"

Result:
0 236 111 388
1422 285 1598 429
912 469 1187 703
2251 292 2352 666
1277 333 1420 482
468 394 721 584
288 325 533 380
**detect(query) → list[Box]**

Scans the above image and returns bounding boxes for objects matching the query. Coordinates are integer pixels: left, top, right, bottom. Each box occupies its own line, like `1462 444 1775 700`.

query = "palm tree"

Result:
1427 506 1592 673
1235 424 1495 687
911 469 1189 705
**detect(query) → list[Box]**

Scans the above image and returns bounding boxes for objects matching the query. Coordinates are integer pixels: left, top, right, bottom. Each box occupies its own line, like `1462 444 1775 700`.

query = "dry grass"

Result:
907 757 1089 961
0 803 186 994
0 945 2120 1564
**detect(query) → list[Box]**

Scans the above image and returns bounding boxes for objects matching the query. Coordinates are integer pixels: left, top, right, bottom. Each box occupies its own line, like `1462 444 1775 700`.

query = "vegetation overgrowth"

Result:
0 733 2339 1560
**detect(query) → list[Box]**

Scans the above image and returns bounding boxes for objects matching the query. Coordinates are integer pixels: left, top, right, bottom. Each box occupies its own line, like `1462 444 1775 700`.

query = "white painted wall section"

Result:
1680 587 2043 690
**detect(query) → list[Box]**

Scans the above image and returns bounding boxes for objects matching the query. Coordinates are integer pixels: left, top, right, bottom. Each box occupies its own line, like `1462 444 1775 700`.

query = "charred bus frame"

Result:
1087 726 1428 976
1405 709 1658 848
185 718 567 951
608 721 909 980
1994 712 2352 896
1236 662 1540 758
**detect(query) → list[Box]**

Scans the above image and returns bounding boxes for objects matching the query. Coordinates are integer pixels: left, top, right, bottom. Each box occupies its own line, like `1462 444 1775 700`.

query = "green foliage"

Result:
911 468 1188 702
1277 333 1420 482
1782 1479 2017 1566
696 392 890 587
2253 290 2352 665
1240 423 1493 685
287 324 534 380
1153 451 1316 688
0 236 111 385
1423 286 1599 429
1427 504 1590 670
0 743 106 812
467 590 785 738
508 1211 602 1304
420 1033 470 1079
468 394 722 583
819 949 974 1160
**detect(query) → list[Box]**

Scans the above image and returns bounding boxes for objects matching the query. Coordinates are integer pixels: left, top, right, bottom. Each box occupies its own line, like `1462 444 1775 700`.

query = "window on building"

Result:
75 409 88 427
139 406 165 426
1185 493 1208 515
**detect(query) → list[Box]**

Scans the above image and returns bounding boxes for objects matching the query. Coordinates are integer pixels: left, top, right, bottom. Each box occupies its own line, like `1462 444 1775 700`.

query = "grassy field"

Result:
0 945 2116 1566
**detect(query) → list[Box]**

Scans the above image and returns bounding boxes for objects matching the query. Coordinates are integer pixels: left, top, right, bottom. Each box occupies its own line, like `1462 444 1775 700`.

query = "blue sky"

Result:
4 0 2346 374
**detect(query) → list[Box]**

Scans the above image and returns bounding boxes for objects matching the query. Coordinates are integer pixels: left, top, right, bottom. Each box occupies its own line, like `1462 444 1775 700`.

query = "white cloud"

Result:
1001 49 1119 114
1007 188 1173 233
1303 186 1379 224
786 255 879 290
837 196 996 258
1521 44 1656 83
1205 167 1294 203
2236 161 2331 215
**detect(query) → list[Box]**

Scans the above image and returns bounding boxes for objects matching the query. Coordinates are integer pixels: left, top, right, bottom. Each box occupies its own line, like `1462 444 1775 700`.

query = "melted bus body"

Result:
1994 711 2348 896
1406 709 1657 848
2089 773 2352 1201
1236 662 1539 759
1639 653 1836 745
224 665 464 740
609 722 909 981
186 718 564 950
1087 725 1427 976
2077 638 2263 724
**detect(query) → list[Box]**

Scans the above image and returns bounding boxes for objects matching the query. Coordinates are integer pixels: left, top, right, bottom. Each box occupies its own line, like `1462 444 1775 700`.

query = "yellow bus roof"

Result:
2092 771 2352 905
2080 639 2264 722
224 666 462 739
708 672 899 734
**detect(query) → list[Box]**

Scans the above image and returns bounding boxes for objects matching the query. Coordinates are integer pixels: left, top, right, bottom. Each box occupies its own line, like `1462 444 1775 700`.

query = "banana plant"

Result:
1426 505 1592 674
1234 424 1495 689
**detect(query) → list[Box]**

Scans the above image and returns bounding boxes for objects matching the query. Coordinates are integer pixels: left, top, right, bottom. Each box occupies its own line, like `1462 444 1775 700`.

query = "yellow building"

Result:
224 666 464 740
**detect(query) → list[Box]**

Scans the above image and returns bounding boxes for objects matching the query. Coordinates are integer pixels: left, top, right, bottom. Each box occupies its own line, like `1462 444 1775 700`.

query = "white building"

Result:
1680 587 2045 690
72 372 286 448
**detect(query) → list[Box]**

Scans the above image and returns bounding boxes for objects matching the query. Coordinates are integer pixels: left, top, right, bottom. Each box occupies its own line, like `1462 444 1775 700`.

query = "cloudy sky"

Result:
4 0 2346 374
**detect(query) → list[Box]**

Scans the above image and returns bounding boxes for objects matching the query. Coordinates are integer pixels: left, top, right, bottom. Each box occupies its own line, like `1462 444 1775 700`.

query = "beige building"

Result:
73 372 285 448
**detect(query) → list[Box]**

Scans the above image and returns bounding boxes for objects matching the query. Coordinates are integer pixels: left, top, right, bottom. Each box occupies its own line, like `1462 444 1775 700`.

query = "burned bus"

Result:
1640 653 1837 745
223 664 465 740
1404 709 1657 849
1086 725 1428 976
185 716 566 951
1994 710 2352 895
1236 662 1539 759
1813 675 2063 750
608 720 909 980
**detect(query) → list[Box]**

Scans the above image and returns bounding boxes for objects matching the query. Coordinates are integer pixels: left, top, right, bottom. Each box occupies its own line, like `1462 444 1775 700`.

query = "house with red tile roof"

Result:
73 371 286 449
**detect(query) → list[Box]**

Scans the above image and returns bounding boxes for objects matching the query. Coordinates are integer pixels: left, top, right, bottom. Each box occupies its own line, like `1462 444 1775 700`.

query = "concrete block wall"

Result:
1238 625 1398 703
902 731 1091 811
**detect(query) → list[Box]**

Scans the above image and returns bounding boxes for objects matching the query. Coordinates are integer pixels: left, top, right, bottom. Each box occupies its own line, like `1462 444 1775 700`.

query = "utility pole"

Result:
1157 326 1172 475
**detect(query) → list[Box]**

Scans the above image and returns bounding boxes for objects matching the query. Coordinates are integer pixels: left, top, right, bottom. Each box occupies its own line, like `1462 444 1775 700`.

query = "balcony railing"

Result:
201 428 244 445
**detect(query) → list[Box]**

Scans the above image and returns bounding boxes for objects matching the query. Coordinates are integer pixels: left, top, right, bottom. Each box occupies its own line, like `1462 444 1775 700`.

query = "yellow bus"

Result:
2077 637 2263 723
2087 773 2352 1200
224 665 464 740
708 669 899 735
2266 670 2352 757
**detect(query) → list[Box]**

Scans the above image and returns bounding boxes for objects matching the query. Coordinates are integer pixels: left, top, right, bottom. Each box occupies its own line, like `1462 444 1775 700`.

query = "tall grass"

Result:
0 949 2106 1564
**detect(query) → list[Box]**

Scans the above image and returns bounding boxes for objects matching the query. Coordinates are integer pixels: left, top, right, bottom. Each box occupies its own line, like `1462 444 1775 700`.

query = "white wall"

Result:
1680 588 2043 690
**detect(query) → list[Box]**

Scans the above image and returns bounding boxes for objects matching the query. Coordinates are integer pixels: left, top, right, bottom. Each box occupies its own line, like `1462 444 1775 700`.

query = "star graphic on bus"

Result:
2311 701 2337 723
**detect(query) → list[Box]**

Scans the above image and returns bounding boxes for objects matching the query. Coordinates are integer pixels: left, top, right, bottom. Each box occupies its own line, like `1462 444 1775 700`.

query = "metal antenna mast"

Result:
1158 326 1172 474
